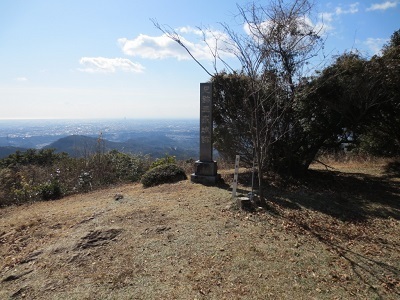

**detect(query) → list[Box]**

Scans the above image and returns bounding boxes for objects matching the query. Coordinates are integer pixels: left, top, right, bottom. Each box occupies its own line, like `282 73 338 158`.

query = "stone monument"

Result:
191 83 220 185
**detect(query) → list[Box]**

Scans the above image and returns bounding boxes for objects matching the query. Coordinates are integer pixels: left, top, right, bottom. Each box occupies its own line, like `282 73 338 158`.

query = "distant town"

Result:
0 119 200 159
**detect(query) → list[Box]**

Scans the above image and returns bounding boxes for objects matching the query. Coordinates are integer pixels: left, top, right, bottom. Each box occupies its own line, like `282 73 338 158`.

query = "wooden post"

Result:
232 155 240 197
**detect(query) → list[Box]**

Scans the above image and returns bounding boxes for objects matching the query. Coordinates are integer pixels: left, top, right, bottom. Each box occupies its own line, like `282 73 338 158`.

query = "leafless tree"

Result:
154 0 324 205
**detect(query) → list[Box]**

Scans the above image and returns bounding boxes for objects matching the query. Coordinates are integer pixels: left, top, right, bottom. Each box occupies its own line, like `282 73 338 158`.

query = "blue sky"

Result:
0 0 399 119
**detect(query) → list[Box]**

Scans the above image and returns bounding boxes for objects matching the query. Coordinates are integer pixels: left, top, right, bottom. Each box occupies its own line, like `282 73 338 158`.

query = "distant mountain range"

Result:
0 134 199 159
0 119 201 160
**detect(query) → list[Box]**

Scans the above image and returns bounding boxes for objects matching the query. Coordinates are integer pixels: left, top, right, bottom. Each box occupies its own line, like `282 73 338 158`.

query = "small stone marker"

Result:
236 196 251 210
191 83 220 185
232 155 240 197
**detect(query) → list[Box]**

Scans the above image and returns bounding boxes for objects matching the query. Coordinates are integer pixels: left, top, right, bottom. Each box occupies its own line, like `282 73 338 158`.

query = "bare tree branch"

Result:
152 0 325 205
151 19 214 78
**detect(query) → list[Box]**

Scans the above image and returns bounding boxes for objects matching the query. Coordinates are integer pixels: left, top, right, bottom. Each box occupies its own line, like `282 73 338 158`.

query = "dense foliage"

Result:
0 148 68 168
212 71 343 175
0 148 151 206
212 29 400 177
307 30 400 156
212 72 255 166
141 164 187 188
150 154 177 169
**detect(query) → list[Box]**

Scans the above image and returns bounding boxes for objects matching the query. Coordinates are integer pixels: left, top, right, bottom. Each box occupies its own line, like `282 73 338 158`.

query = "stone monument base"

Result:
191 160 221 185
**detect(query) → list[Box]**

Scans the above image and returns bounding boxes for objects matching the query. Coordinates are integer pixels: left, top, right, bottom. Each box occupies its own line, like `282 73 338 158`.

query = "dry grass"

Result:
0 159 399 299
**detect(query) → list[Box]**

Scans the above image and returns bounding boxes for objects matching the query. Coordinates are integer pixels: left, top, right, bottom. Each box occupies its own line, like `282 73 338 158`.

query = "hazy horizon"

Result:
0 118 200 153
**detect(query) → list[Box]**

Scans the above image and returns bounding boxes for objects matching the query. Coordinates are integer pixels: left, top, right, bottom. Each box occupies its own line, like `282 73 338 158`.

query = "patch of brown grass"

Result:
312 154 394 176
0 160 399 299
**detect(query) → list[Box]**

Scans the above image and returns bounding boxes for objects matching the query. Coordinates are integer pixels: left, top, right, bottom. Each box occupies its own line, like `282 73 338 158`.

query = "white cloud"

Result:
118 34 194 60
243 15 331 43
78 57 144 73
315 13 335 34
177 26 203 36
15 77 28 82
118 28 234 61
364 37 388 55
316 3 360 36
335 2 359 15
366 1 398 11
319 12 334 23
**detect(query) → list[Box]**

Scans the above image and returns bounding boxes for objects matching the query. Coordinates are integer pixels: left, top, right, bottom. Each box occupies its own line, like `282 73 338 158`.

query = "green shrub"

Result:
108 151 150 182
38 180 63 200
0 168 39 205
0 148 67 168
141 163 187 188
72 151 151 190
150 154 176 169
0 149 152 206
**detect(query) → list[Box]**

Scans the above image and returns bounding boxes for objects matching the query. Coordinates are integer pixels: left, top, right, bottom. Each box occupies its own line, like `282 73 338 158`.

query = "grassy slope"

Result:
0 159 399 299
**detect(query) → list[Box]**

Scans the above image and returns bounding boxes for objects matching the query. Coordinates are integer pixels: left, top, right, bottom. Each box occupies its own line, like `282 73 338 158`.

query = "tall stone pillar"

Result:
191 83 220 185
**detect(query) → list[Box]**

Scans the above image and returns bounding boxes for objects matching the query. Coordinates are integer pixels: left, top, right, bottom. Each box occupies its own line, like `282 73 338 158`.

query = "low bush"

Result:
141 164 187 188
38 180 63 200
150 154 176 169
0 149 151 206
107 150 150 182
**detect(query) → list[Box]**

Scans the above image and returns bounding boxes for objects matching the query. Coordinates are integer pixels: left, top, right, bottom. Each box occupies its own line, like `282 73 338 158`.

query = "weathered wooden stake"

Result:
232 155 240 197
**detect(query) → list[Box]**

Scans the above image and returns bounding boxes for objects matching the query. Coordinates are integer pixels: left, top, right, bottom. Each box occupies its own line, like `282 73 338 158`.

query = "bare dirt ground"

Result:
1 160 399 299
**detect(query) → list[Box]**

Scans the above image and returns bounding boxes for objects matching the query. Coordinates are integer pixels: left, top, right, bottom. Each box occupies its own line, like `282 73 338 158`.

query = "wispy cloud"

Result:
315 13 335 34
15 77 28 82
364 37 388 55
317 3 360 35
118 27 234 61
319 12 334 23
366 1 398 11
335 2 360 15
118 34 193 60
78 57 144 73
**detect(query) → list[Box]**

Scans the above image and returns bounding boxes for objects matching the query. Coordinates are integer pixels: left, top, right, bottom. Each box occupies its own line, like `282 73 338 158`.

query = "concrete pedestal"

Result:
191 160 221 185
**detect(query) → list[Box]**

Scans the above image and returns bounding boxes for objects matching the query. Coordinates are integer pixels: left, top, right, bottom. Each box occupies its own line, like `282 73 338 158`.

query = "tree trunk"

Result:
256 152 266 207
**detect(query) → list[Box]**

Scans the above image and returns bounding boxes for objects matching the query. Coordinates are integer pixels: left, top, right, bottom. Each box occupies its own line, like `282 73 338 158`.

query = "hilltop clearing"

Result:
1 161 399 299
